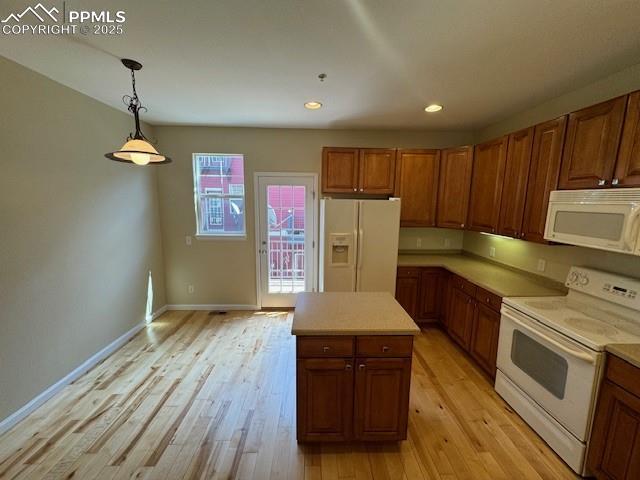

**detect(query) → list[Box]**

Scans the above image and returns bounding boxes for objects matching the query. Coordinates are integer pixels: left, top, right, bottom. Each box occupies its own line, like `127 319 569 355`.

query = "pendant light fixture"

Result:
105 59 171 165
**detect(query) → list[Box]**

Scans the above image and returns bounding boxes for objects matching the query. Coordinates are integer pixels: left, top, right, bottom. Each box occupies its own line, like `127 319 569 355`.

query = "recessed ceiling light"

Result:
424 104 443 113
304 101 322 110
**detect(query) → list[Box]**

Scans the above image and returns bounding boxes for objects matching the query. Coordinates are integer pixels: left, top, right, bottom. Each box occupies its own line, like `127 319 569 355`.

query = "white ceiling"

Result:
2 0 640 130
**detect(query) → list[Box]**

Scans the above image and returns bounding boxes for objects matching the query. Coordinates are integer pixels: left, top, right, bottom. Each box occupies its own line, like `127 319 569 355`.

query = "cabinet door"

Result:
297 358 353 442
521 116 567 243
587 380 640 480
395 271 420 319
615 91 640 187
437 146 474 229
359 148 396 194
498 128 534 238
395 149 440 226
354 358 411 441
469 303 501 378
468 136 508 233
418 268 442 321
447 288 475 350
559 97 626 189
322 147 359 193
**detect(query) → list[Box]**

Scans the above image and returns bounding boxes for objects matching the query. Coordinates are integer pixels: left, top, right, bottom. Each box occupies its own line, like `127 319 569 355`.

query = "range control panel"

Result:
567 267 640 310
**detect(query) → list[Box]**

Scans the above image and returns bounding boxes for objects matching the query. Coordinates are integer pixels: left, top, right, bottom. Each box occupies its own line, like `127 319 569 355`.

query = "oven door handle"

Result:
505 312 596 364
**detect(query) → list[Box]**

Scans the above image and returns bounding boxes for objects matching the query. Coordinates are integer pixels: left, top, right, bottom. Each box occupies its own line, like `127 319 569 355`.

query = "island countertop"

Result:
292 292 420 336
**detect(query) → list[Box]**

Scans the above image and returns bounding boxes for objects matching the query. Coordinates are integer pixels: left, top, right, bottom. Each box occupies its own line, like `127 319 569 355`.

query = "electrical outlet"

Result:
489 246 496 258
444 238 451 248
188 284 194 294
537 259 546 272
185 236 192 246
416 238 422 248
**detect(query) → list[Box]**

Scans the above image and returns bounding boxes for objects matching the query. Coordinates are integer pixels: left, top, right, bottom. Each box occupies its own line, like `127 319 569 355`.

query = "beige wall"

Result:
465 61 640 282
399 228 463 251
155 127 474 305
0 57 166 422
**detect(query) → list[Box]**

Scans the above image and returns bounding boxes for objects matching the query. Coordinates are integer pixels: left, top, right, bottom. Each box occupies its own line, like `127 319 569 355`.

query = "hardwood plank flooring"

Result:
0 310 578 479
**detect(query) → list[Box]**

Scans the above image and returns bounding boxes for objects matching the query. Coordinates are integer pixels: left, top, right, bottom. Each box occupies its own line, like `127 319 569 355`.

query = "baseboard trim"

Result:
167 304 260 311
146 304 168 323
0 319 148 436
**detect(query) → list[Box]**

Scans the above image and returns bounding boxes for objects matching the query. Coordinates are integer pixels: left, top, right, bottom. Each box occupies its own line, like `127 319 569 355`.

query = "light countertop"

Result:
605 344 640 369
398 253 565 298
292 292 420 336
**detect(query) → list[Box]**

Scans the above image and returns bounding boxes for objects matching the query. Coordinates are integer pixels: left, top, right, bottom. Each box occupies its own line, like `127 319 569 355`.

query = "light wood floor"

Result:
0 310 578 480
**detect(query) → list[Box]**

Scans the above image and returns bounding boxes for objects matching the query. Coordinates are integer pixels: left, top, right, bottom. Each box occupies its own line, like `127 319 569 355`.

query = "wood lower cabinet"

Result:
437 146 474 229
559 96 627 189
521 116 568 243
395 267 445 324
354 358 411 441
447 287 475 350
394 149 440 226
615 90 640 187
468 136 509 233
498 127 534 238
296 335 413 442
469 303 501 377
587 356 640 479
395 267 420 319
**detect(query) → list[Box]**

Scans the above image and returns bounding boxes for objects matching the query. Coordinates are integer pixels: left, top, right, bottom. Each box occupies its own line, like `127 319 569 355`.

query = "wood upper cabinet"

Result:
615 91 640 187
359 149 396 194
296 358 353 442
437 146 474 229
322 147 359 193
354 357 411 441
322 147 396 194
558 96 627 189
447 287 475 350
394 149 440 226
395 268 420 319
588 356 640 479
469 303 501 377
521 116 568 243
498 128 534 238
468 136 508 233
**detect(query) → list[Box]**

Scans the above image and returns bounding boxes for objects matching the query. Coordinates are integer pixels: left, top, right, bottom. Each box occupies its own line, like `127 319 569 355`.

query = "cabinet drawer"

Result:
297 336 354 358
451 275 477 297
475 287 502 312
397 267 420 278
606 355 640 398
356 336 413 357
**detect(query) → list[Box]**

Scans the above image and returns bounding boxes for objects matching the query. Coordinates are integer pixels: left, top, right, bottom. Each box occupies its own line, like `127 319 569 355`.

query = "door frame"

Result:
253 172 319 308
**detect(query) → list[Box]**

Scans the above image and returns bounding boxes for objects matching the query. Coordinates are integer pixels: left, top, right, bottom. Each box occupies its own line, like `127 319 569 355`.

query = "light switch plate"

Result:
188 285 194 294
185 236 192 246
537 259 546 272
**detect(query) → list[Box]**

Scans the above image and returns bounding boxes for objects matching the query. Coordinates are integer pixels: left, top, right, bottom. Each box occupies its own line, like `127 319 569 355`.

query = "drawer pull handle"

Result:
322 346 330 353
382 346 390 353
486 297 491 303
345 364 352 370
359 364 366 370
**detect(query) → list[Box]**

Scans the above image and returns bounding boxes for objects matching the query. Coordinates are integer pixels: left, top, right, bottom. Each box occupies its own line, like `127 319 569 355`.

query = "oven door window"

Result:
511 330 568 399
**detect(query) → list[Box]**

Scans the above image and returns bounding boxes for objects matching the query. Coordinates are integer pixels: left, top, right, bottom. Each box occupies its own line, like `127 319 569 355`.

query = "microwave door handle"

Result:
623 206 640 251
506 312 596 364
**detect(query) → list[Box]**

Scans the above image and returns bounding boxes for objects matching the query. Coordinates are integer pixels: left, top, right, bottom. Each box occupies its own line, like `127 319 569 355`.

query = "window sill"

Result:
195 234 247 241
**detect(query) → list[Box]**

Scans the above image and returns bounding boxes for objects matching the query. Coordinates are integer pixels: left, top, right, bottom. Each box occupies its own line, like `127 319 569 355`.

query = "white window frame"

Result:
193 153 247 239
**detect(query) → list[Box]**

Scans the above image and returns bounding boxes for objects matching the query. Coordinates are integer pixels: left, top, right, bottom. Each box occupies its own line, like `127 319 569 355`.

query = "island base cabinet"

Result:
354 358 411 441
296 358 353 442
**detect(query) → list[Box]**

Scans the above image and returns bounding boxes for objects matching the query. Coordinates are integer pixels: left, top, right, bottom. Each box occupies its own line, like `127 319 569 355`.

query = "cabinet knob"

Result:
597 179 607 186
322 346 330 353
359 364 366 370
353 188 357 191
612 178 619 186
360 188 363 192
461 223 465 228
345 363 352 370
382 346 390 353
486 297 490 303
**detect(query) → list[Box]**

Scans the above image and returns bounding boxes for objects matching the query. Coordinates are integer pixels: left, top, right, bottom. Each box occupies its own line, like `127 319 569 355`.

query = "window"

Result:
193 153 246 236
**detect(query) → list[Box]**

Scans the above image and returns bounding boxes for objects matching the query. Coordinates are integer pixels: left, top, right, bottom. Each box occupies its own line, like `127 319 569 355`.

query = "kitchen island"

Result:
292 292 420 442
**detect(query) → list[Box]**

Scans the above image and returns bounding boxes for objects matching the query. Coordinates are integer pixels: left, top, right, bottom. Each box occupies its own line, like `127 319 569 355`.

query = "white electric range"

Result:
494 266 640 476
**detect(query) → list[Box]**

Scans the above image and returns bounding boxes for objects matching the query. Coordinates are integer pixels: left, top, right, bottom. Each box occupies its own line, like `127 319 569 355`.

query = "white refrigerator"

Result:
319 198 401 295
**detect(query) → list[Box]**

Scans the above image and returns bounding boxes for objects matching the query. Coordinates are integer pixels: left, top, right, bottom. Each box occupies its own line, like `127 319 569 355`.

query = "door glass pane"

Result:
554 211 624 241
267 185 306 294
511 330 568 399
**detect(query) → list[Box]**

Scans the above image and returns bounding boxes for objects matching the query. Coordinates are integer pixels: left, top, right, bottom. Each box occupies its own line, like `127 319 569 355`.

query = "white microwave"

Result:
544 189 640 255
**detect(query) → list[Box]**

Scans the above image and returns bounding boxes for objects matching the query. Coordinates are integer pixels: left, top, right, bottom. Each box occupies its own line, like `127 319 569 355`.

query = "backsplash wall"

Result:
399 227 463 251
463 232 640 283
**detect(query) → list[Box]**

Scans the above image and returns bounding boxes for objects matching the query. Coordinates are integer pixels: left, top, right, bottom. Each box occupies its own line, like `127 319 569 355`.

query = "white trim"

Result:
167 304 260 311
194 234 247 241
253 172 319 309
146 304 168 323
0 319 148 436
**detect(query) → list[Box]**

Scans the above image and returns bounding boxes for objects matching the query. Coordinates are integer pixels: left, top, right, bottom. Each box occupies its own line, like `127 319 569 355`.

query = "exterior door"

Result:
256 174 316 308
